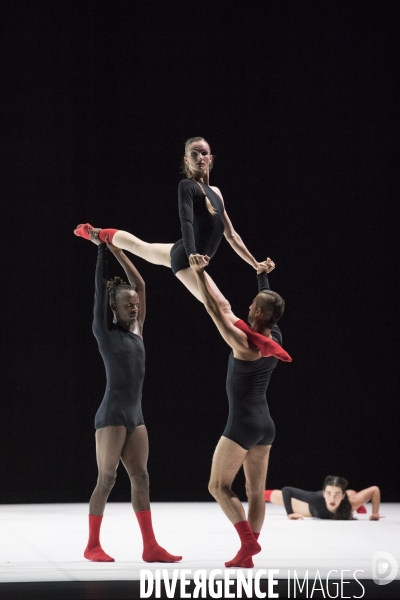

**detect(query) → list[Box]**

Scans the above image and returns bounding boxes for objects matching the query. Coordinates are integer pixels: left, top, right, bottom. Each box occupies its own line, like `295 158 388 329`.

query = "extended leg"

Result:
121 425 182 562
85 425 128 562
112 231 173 267
176 267 235 317
243 444 271 534
208 436 261 568
74 224 173 267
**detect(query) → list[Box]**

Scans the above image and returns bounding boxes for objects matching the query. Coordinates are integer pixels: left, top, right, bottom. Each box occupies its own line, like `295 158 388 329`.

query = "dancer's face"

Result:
323 485 345 511
248 297 260 326
113 290 139 324
184 141 213 178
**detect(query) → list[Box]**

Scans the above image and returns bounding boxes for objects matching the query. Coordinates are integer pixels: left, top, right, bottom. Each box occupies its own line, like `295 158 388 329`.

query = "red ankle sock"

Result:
234 320 292 362
84 514 115 562
225 521 261 568
356 505 367 514
98 229 118 244
135 511 182 563
73 224 118 244
264 490 274 502
74 223 93 240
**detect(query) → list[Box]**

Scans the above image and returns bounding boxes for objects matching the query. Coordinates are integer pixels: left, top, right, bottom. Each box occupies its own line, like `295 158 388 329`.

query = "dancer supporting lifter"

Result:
189 254 289 568
82 231 181 563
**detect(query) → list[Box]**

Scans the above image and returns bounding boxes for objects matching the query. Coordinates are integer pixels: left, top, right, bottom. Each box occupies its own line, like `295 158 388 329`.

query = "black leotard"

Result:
170 179 225 274
282 487 333 519
222 272 281 450
92 244 145 432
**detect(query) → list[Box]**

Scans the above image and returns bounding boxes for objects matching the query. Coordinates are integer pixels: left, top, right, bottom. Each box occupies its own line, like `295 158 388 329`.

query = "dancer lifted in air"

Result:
74 137 289 361
265 476 384 520
189 254 290 568
74 137 270 297
81 232 181 563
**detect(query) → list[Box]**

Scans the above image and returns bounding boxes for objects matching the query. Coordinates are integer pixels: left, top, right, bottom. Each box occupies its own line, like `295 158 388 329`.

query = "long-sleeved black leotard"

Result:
170 179 225 274
222 272 281 449
281 487 333 519
92 244 145 432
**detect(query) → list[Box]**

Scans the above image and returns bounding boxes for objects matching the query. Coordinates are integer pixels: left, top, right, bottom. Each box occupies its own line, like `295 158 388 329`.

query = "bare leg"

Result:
120 425 150 512
243 444 271 533
110 231 235 316
85 425 127 562
270 490 284 505
176 267 234 317
121 425 182 562
89 425 128 515
208 436 248 524
209 436 261 568
113 230 173 267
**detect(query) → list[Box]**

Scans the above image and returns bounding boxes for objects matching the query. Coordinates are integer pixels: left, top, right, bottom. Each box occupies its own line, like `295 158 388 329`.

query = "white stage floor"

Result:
1 502 399 585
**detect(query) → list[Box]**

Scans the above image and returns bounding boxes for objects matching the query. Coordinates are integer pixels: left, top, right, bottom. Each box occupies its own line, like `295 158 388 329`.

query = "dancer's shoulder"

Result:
178 178 196 190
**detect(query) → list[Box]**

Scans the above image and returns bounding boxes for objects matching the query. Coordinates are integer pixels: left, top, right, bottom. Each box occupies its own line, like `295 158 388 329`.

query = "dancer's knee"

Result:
130 470 149 492
208 479 230 499
98 472 117 493
245 481 265 499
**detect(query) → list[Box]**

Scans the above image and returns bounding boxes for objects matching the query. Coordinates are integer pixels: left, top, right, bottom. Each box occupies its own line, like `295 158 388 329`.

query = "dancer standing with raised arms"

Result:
81 232 181 563
189 254 289 568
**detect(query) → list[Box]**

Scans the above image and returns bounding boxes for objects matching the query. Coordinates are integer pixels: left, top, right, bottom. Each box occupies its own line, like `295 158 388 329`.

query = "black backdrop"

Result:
2 1 399 504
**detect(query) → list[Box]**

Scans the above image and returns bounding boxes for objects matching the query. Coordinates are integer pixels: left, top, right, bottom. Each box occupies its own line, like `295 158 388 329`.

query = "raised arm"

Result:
93 243 111 336
189 255 255 358
106 240 146 328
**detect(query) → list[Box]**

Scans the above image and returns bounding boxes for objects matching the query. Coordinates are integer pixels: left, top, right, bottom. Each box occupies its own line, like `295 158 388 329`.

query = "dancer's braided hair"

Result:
181 136 217 216
107 276 134 304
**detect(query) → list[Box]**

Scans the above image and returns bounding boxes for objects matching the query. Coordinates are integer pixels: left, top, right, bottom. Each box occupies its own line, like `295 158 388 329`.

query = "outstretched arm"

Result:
93 243 111 336
221 204 271 272
106 239 146 327
189 255 252 357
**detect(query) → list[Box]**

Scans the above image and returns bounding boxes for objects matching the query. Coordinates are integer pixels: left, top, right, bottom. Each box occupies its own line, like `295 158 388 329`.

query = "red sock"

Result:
73 224 118 244
356 505 367 514
264 490 274 502
98 229 118 244
135 511 182 563
84 514 115 562
234 320 292 362
225 521 261 568
74 223 93 240
237 531 260 568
